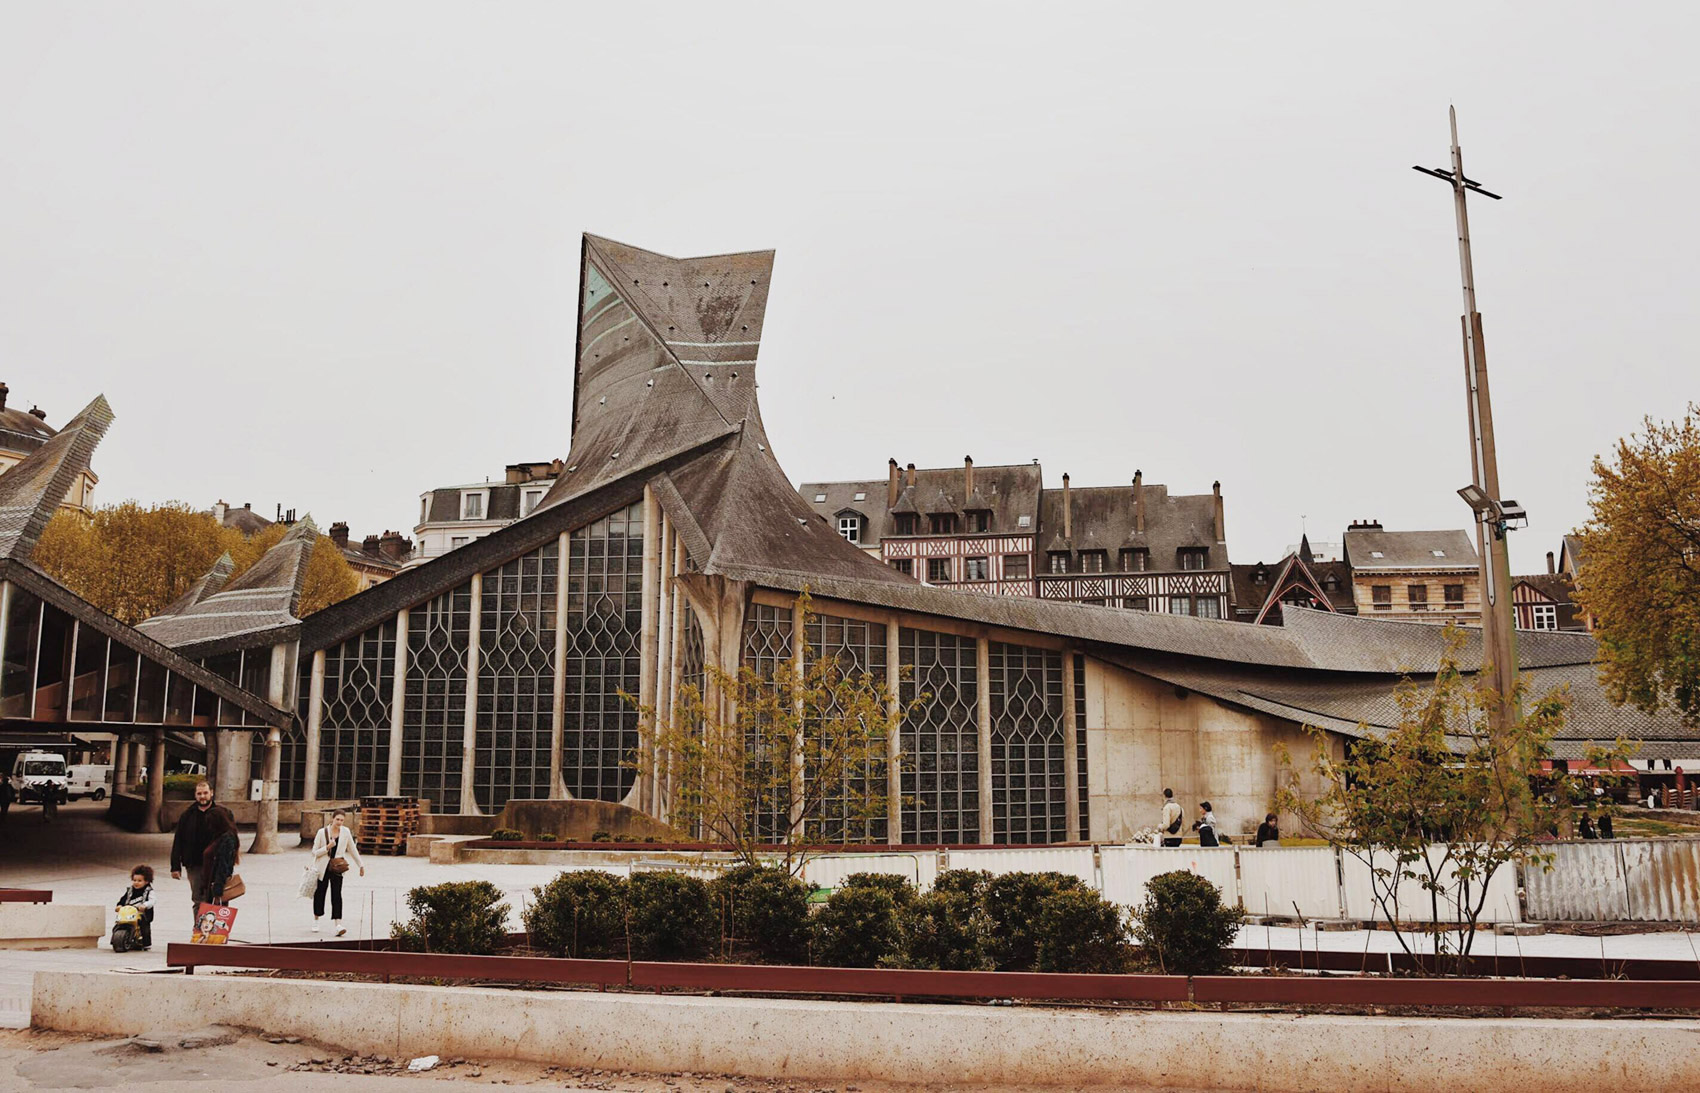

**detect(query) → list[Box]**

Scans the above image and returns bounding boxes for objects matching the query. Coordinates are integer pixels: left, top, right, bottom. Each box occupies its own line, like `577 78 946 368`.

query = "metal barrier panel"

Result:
1524 842 1629 922
1341 847 1519 924
1623 840 1700 922
801 852 939 891
1100 846 1238 908
945 847 1098 888
1235 847 1342 920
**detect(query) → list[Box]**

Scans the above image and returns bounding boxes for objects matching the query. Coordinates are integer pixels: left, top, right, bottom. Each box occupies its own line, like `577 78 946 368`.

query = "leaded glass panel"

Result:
741 602 793 840
404 584 472 812
476 541 558 810
1074 652 1089 841
898 628 979 844
318 621 396 800
563 504 643 801
988 642 1065 844
804 612 888 844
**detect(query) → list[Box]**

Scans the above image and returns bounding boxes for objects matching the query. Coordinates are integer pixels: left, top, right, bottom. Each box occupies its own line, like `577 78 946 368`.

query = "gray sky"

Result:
2 3 1695 575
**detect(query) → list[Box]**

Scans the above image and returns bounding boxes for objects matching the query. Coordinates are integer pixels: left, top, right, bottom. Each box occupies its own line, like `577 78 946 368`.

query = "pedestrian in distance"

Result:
1600 811 1615 839
1255 812 1280 847
170 781 236 928
1160 788 1184 847
310 809 365 936
0 777 14 827
1193 801 1221 848
1579 812 1598 840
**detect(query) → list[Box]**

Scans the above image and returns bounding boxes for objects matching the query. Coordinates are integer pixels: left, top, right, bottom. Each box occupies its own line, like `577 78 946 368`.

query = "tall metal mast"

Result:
1414 107 1522 732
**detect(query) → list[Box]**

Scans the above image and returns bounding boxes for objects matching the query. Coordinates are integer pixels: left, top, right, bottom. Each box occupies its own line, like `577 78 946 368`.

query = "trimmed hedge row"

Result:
393 868 1237 976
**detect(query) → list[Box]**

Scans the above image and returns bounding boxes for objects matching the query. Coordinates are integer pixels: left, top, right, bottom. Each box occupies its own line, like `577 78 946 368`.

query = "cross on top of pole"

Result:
1412 106 1504 199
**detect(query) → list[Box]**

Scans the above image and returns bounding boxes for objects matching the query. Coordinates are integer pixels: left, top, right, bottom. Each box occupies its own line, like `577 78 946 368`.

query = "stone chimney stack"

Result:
905 463 916 488
1133 470 1145 534
1062 473 1072 541
379 531 409 561
328 522 350 550
1547 550 1556 575
361 534 382 556
1213 481 1225 543
888 458 901 508
212 500 228 524
963 455 975 500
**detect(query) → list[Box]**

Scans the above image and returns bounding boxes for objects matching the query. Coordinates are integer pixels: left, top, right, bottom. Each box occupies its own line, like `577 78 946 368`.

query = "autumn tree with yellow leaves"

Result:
1576 406 1700 725
33 502 358 624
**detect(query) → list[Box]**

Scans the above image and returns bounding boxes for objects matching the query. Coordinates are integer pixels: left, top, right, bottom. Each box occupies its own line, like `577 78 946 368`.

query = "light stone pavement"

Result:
6 801 1700 1030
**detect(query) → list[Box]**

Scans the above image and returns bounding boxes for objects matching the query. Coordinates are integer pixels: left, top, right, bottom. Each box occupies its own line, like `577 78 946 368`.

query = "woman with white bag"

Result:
304 810 364 936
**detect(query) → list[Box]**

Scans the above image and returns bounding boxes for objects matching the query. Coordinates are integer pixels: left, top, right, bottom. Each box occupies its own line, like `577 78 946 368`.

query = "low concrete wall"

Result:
0 903 103 950
30 971 1700 1091
109 793 316 834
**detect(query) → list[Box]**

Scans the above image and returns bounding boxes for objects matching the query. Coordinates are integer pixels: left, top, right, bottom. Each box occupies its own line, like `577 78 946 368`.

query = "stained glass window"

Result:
476 541 558 810
804 612 888 844
899 628 979 844
741 601 793 841
988 642 1066 844
404 584 472 812
318 621 396 801
562 502 643 801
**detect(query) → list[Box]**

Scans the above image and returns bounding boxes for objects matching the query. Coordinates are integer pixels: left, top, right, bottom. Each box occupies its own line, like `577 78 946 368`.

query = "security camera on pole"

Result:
1413 108 1522 734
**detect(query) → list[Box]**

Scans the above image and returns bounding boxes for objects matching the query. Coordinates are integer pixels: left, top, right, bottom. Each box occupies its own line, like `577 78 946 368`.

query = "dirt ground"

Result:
0 1026 1117 1093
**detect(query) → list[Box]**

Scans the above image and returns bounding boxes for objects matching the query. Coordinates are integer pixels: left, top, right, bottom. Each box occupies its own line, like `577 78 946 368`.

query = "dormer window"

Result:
1048 551 1070 574
893 513 919 536
1179 548 1208 571
1017 515 1032 528
1081 550 1106 573
1253 566 1267 584
461 491 485 520
966 510 991 533
522 489 545 516
420 497 429 524
1323 574 1339 592
837 514 863 544
1120 548 1149 572
929 513 958 535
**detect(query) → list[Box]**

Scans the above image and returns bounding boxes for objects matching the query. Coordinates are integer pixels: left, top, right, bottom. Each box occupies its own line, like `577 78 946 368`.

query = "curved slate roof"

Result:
139 519 319 652
0 395 112 562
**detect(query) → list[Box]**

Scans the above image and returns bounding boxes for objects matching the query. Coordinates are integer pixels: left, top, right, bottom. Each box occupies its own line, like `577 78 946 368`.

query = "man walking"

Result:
1160 787 1184 847
170 781 235 928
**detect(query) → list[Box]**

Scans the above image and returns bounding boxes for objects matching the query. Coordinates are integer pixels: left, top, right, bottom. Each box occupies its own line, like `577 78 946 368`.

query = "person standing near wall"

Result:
1255 813 1280 847
1160 788 1183 847
1193 801 1221 847
310 810 365 936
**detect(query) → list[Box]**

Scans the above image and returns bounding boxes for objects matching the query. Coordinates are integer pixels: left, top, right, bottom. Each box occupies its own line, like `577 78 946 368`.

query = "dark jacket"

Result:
170 802 236 873
1255 822 1280 847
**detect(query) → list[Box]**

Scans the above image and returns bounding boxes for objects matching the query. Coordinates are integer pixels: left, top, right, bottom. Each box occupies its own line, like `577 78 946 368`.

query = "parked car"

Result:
67 763 113 801
8 751 68 804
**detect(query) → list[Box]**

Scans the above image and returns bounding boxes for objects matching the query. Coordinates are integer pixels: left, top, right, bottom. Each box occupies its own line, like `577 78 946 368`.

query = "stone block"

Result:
0 902 104 949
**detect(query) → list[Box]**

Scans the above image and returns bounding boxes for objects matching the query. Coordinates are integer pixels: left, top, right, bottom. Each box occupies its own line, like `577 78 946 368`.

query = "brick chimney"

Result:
1213 481 1225 543
888 458 901 508
963 455 975 501
1133 470 1145 534
1061 473 1072 541
379 530 409 561
1547 550 1556 575
361 534 382 556
329 522 350 550
905 463 916 488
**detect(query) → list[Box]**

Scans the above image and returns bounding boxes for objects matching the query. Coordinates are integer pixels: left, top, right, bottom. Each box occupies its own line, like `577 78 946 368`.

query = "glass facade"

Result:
476 541 559 810
317 621 397 801
741 601 793 841
403 583 472 813
562 502 644 801
898 627 979 844
1074 652 1089 841
804 612 888 844
988 642 1066 844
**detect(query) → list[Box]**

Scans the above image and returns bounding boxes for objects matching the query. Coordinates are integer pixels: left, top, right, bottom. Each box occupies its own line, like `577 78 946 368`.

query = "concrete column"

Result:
387 609 409 798
789 596 807 836
550 531 569 799
217 730 252 804
302 649 326 804
251 641 291 853
113 734 132 796
461 570 483 815
977 636 993 846
654 514 675 821
203 730 220 799
141 729 166 834
886 619 902 843
1061 650 1080 843
636 487 659 813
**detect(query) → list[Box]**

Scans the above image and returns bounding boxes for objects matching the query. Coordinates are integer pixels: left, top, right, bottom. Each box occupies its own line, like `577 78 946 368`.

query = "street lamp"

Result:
1457 486 1529 541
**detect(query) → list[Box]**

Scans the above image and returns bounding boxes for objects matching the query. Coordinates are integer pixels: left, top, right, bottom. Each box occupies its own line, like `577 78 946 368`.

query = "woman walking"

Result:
199 804 241 903
310 810 365 936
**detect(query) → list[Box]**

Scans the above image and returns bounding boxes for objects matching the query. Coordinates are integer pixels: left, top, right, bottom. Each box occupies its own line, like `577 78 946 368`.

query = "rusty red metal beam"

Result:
1233 947 1700 982
164 944 1700 1009
0 889 52 903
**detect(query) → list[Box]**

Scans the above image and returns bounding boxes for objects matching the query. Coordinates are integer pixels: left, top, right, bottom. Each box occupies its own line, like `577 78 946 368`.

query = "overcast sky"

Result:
2 3 1694 574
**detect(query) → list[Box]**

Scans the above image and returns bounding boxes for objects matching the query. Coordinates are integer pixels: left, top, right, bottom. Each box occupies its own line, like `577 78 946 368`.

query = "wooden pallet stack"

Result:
356 797 420 856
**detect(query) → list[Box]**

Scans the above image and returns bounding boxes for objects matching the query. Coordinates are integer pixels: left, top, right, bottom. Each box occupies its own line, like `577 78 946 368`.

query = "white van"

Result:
9 751 68 803
66 763 113 801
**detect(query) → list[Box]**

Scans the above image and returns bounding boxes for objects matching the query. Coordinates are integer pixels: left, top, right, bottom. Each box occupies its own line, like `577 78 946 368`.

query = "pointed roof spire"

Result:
0 395 112 561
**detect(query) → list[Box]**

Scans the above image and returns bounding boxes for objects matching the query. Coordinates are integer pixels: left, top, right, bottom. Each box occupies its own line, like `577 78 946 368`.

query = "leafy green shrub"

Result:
811 884 904 967
138 772 204 799
392 880 509 955
711 865 811 963
524 870 627 958
537 832 559 842
491 828 524 841
981 872 1090 971
895 887 993 970
626 872 716 961
837 871 916 906
1131 870 1242 975
931 869 993 901
591 830 614 843
1033 888 1129 974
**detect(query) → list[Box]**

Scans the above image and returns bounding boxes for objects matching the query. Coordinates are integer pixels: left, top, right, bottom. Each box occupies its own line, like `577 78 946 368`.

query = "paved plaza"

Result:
8 802 1700 1031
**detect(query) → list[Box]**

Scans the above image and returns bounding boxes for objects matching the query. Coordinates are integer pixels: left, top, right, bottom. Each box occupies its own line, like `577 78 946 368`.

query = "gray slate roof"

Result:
139 519 319 651
799 463 1043 547
1343 527 1477 571
1039 482 1222 564
0 396 112 562
0 406 58 457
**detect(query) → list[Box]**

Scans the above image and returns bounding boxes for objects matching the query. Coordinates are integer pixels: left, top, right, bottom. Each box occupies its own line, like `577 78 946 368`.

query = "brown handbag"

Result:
330 857 350 875
219 874 246 901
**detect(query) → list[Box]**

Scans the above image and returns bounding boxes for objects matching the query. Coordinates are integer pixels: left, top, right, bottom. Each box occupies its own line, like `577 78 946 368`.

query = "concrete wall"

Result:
1083 657 1341 842
32 971 1700 1091
0 903 102 949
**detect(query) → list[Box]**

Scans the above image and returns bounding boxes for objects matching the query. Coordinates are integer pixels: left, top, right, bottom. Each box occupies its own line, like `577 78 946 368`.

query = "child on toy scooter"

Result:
115 864 156 950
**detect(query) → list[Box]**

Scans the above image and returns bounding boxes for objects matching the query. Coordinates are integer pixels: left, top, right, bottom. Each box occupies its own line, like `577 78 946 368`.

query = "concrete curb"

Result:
29 970 1700 1090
